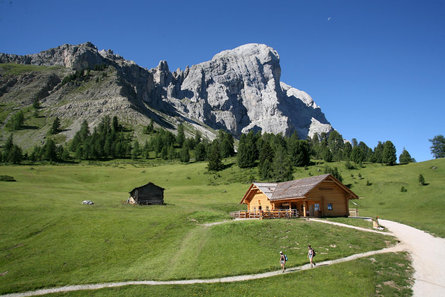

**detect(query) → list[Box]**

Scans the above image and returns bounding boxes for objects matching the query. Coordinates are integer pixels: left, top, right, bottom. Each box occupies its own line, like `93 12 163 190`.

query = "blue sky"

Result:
1 0 444 162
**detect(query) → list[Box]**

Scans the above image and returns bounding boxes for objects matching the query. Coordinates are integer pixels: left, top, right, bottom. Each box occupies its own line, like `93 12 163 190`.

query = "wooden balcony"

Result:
230 209 299 219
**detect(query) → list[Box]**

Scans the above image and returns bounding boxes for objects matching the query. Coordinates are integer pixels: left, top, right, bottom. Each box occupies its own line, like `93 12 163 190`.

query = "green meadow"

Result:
0 157 443 295
43 252 413 297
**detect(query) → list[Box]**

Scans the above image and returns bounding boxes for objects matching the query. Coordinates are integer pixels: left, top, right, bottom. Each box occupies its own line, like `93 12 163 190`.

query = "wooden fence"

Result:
349 208 359 217
230 209 299 219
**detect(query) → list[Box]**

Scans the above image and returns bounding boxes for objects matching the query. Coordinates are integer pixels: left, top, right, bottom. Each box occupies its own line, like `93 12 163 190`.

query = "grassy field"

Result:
0 162 398 295
328 158 445 237
42 252 413 297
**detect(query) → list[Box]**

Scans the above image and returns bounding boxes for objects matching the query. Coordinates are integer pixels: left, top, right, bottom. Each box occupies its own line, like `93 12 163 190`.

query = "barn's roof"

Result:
240 174 358 204
129 182 164 194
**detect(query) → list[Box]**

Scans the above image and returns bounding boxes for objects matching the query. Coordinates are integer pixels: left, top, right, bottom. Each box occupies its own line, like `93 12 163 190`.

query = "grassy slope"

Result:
44 252 413 297
0 162 396 294
335 158 445 237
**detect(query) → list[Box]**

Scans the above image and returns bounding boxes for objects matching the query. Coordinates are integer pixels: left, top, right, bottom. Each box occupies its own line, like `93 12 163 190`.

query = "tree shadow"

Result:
222 162 235 170
20 125 39 130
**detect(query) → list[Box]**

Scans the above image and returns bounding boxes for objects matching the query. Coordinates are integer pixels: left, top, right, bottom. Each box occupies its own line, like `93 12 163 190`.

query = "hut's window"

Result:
253 207 256 212
266 206 270 211
314 203 320 211
327 203 333 210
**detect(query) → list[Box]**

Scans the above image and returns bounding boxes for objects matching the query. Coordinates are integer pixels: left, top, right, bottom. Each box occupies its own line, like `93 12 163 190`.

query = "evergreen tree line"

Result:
69 116 131 160
310 131 414 166
235 131 310 182
1 115 416 173
0 134 68 163
140 122 235 164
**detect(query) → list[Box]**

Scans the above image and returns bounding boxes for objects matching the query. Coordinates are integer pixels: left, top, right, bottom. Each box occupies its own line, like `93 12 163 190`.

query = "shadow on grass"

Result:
20 125 39 130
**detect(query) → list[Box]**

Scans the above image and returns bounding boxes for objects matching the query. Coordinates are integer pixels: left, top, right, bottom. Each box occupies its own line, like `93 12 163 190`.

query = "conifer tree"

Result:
259 158 273 180
50 117 61 134
176 123 185 148
42 139 58 161
160 146 168 160
194 131 202 146
310 133 321 159
289 140 310 166
220 132 235 158
323 148 333 162
343 142 352 160
131 141 140 159
145 119 154 134
195 142 207 161
4 134 13 153
429 135 445 159
272 146 293 182
112 116 120 133
8 145 23 164
33 98 40 109
237 132 258 168
143 140 150 159
79 120 90 141
208 140 223 171
180 145 190 163
259 140 274 166
382 140 397 166
351 146 365 164
328 130 344 161
399 148 413 164
167 145 176 160
7 111 24 131
324 166 343 182
373 142 384 163
2 135 22 164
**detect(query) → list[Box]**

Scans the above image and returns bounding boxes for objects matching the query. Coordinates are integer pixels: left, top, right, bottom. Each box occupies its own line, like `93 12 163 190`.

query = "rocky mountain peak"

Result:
152 43 330 137
1 42 333 142
213 43 279 63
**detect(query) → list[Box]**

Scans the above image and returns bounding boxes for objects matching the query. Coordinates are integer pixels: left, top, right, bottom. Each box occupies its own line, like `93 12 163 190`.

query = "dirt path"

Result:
309 218 445 297
0 244 404 297
2 218 441 297
379 219 445 297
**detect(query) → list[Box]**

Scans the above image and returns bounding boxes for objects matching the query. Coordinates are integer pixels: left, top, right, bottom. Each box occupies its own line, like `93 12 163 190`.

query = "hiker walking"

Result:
279 251 287 272
308 245 316 267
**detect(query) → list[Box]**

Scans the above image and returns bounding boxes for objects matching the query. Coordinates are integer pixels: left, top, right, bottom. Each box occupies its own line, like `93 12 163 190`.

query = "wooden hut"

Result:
129 182 164 205
234 174 358 218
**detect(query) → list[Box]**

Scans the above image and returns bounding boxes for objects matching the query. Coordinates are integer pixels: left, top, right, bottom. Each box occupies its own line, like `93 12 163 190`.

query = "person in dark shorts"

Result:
308 245 316 267
280 251 286 272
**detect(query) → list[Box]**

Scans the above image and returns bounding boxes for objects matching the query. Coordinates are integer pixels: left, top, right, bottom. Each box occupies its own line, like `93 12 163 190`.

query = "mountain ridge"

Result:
0 42 333 143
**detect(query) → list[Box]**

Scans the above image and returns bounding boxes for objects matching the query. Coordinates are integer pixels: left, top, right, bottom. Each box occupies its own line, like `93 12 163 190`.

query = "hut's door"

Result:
314 203 321 217
309 204 315 217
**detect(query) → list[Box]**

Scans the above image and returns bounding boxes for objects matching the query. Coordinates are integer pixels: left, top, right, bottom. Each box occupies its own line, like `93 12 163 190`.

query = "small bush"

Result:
366 180 372 186
345 161 355 170
400 186 407 192
419 174 426 186
0 175 16 182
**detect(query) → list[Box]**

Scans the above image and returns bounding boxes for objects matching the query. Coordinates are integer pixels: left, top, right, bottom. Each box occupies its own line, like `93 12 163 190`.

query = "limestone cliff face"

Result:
0 42 332 139
149 43 332 138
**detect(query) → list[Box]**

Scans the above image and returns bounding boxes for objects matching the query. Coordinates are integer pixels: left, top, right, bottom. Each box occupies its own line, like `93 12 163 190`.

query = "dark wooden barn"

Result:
128 182 164 205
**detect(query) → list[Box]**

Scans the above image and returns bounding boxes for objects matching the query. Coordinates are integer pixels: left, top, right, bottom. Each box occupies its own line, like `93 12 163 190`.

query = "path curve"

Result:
2 218 441 297
309 218 445 297
1 245 404 297
380 219 445 297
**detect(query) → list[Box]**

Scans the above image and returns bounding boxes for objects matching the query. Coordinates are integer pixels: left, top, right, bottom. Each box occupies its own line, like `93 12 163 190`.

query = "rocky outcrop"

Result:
0 42 333 139
0 42 106 71
149 43 332 137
